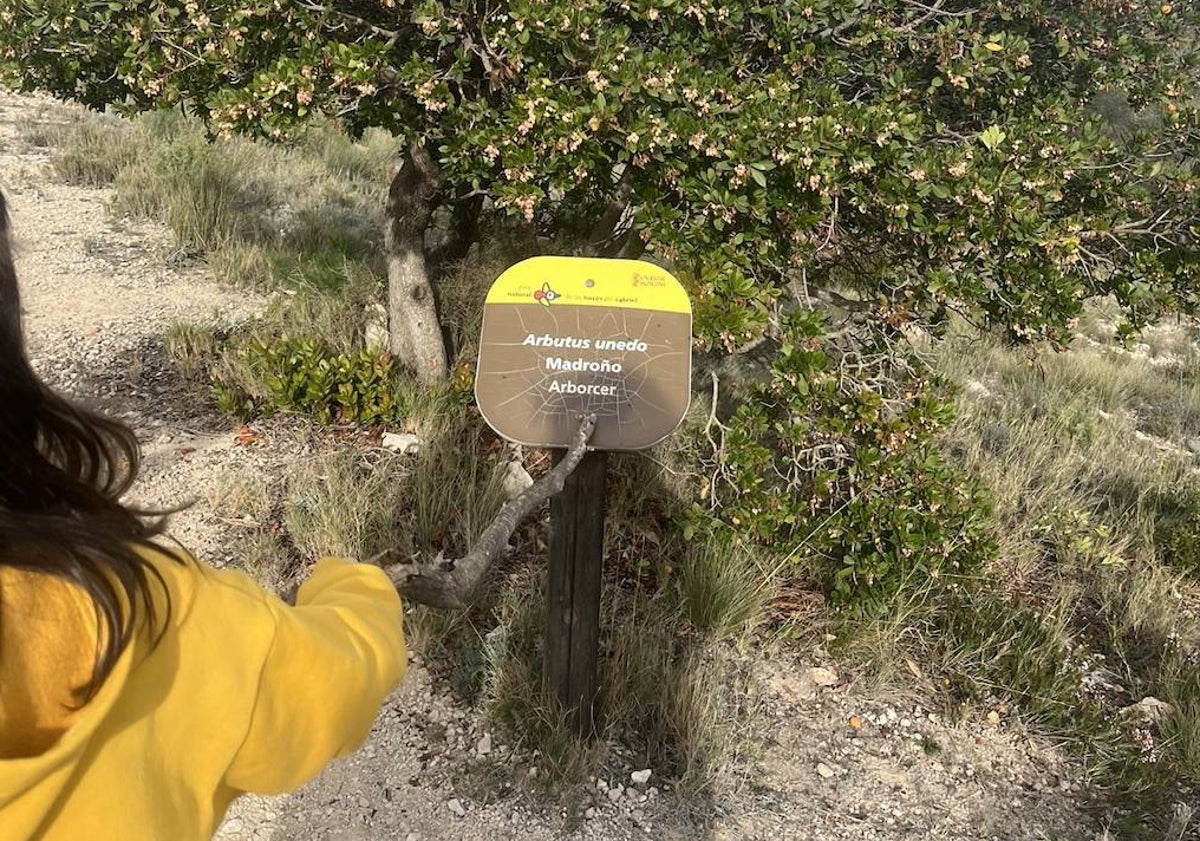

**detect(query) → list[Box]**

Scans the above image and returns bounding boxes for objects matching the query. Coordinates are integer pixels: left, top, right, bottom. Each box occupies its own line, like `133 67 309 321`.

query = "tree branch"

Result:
374 414 598 609
295 0 404 47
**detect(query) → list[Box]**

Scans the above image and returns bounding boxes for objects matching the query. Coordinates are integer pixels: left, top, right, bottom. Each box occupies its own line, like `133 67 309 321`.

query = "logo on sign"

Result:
532 282 559 307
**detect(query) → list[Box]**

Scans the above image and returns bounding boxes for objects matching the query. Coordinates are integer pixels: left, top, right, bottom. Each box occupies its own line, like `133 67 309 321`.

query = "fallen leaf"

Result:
178 447 196 457
904 657 923 679
848 715 862 731
235 426 258 446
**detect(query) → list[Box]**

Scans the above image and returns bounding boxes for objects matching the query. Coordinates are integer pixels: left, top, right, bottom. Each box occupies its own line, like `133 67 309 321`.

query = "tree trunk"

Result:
385 144 448 384
587 174 636 257
429 191 486 276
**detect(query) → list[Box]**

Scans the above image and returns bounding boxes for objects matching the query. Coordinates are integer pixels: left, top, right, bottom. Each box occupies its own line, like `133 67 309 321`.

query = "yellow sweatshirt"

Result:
0 549 407 840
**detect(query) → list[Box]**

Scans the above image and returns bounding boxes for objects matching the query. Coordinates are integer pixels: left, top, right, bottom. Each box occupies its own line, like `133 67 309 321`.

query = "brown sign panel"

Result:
475 257 692 451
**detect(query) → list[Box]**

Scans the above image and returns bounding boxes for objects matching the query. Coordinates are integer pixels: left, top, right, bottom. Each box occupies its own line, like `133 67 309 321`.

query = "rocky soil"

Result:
1 88 1105 841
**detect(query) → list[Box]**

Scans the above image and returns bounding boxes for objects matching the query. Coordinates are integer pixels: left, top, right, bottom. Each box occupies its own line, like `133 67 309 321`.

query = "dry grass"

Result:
207 467 273 523
283 449 410 562
235 532 293 594
48 105 393 277
49 117 147 186
921 324 1200 832
163 321 218 380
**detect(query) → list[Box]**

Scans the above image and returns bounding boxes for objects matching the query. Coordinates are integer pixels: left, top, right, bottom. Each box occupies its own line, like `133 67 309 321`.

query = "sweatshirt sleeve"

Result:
223 558 407 795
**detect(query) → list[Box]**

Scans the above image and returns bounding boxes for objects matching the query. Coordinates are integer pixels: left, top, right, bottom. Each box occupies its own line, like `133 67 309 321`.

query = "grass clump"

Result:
886 326 1200 834
481 589 761 801
163 321 219 380
281 403 505 565
112 131 277 254
677 539 771 639
284 449 409 563
207 467 273 524
408 412 509 559
49 117 148 186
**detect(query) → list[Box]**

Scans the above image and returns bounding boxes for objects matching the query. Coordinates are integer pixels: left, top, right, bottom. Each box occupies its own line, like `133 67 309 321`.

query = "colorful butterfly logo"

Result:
532 282 559 307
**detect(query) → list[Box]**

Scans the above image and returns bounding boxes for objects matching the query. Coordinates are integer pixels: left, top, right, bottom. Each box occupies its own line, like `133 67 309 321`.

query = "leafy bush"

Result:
6 1 1197 355
693 310 994 611
214 336 403 425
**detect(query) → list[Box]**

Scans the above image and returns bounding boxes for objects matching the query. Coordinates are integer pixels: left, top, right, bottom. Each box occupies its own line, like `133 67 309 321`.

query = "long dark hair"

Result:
0 190 179 700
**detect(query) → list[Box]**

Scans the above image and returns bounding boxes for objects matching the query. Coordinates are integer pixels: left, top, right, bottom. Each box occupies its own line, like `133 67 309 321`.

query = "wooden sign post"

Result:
475 256 692 736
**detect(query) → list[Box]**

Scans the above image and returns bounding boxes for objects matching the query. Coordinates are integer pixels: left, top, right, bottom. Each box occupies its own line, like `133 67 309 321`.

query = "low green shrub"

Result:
691 309 994 613
214 336 403 425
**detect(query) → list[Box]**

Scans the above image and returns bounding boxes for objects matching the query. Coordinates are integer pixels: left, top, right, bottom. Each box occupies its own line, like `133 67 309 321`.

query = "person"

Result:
0 189 407 840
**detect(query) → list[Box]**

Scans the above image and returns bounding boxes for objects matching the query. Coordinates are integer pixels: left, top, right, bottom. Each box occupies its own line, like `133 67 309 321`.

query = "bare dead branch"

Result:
374 415 598 609
810 285 876 313
295 0 403 47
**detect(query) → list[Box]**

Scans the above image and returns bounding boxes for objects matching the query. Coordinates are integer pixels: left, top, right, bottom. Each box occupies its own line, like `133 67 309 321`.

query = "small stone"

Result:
221 818 244 833
986 710 1001 726
631 769 652 785
809 666 839 687
585 808 597 820
382 432 421 454
816 763 835 779
502 461 534 499
447 798 467 818
964 379 992 399
477 733 493 756
1119 697 1175 726
608 788 624 803
364 303 390 350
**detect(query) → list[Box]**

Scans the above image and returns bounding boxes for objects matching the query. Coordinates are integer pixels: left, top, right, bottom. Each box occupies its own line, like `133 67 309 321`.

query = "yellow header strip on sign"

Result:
485 256 691 315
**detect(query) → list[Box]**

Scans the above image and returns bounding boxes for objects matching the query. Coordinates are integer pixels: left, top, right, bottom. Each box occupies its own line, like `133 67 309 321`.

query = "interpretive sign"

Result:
475 256 692 451
476 256 691 737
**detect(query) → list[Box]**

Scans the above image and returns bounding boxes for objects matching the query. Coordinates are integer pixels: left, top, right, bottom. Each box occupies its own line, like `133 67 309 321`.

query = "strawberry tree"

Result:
3 0 1198 597
4 1 1196 369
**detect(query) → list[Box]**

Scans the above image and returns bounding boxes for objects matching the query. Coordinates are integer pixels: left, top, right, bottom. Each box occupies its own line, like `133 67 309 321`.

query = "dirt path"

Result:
1 89 1103 841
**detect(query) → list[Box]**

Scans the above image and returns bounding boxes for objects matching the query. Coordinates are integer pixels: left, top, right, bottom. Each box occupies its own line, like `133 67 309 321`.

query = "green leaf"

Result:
978 125 1007 151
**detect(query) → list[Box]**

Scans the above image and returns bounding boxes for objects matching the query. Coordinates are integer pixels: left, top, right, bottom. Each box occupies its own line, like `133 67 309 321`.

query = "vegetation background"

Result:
1 1 1199 837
